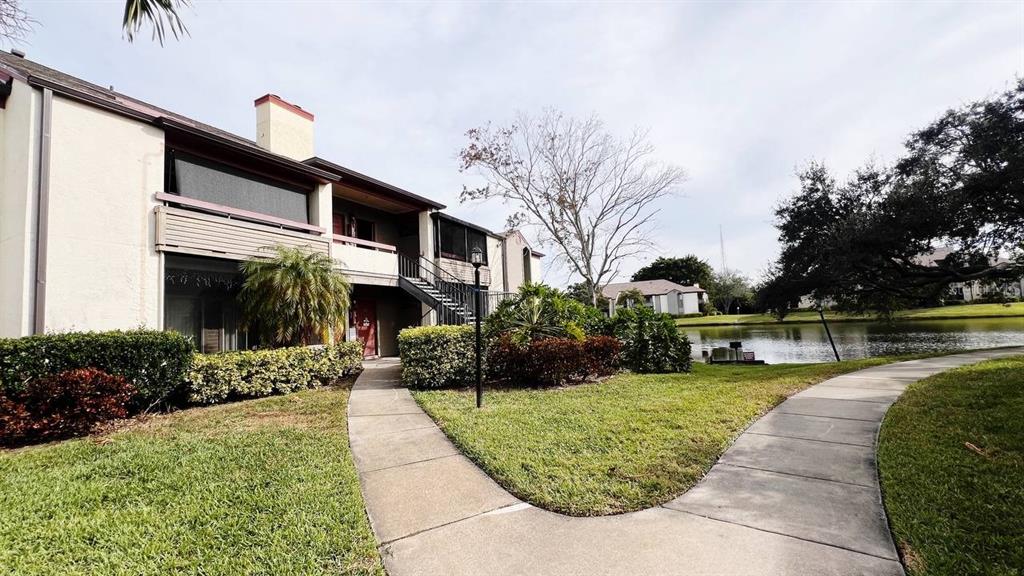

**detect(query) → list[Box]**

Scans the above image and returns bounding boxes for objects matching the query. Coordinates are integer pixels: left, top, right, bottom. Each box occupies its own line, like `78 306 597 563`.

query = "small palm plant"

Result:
239 245 351 347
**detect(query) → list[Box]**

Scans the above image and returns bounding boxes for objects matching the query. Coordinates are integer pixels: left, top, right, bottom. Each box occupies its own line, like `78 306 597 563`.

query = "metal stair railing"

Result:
398 254 520 324
398 254 476 325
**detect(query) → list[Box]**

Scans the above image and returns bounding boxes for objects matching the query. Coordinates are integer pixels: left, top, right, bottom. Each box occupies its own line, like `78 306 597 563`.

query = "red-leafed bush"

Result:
0 368 135 447
581 336 623 378
488 335 621 387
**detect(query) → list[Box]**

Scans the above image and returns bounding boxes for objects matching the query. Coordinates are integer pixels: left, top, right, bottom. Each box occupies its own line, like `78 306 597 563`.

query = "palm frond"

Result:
239 245 351 347
123 0 191 45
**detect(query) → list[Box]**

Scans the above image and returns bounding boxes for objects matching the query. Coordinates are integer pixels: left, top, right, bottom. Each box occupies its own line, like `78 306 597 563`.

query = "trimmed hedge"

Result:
488 335 621 387
0 368 135 447
398 325 475 388
185 342 363 404
0 330 193 406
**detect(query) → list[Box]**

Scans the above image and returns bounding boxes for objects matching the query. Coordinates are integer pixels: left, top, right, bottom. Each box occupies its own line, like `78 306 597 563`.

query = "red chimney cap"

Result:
254 94 314 121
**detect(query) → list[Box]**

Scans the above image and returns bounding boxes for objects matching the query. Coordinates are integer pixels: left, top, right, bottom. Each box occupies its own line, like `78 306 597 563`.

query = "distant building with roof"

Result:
601 279 707 316
915 247 1022 302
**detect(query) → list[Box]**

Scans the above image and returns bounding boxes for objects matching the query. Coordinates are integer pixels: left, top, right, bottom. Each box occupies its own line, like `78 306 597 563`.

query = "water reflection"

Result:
685 317 1024 364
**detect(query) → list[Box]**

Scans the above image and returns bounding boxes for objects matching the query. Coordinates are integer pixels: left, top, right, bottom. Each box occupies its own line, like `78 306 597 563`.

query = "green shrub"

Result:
0 330 193 406
612 306 692 373
185 342 362 404
488 335 621 387
485 283 610 344
398 325 476 388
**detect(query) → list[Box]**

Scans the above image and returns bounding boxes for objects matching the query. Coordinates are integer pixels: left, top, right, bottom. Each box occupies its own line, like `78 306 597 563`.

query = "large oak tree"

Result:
768 80 1024 314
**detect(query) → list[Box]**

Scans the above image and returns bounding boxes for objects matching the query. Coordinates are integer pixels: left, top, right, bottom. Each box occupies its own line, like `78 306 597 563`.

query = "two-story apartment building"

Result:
0 51 541 357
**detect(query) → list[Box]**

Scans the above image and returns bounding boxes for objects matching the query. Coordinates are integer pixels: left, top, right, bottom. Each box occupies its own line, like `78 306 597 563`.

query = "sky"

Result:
10 1 1024 287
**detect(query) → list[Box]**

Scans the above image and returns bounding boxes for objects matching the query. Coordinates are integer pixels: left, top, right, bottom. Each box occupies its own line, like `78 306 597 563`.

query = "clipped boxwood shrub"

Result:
185 342 362 404
0 330 193 406
612 305 692 373
0 368 135 447
397 325 475 388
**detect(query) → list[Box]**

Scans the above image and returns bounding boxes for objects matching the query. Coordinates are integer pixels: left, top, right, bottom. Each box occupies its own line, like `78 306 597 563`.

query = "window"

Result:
437 218 488 264
168 150 310 223
164 255 250 353
468 231 487 263
438 219 468 261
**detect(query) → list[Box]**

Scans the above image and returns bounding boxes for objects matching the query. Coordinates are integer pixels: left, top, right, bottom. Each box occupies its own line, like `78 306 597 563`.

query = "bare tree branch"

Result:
459 109 685 305
0 0 33 44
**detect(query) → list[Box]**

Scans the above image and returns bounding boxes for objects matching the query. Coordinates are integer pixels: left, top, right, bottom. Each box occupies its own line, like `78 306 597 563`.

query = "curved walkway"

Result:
348 348 1024 576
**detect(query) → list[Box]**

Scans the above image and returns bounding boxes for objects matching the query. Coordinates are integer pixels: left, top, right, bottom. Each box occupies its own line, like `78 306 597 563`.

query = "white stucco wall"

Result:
417 210 436 324
42 96 164 332
503 231 541 292
680 292 701 314
486 234 505 291
310 181 332 232
255 97 314 162
0 80 40 337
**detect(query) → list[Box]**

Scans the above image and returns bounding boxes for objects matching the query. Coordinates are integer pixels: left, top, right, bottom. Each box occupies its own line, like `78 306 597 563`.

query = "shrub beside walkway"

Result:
348 348 1024 576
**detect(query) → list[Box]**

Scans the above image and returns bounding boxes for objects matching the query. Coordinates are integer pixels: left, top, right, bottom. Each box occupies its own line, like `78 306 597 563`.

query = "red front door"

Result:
353 299 378 357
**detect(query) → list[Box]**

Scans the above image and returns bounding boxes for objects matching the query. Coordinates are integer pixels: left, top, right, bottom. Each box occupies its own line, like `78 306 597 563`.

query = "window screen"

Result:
439 219 467 260
171 151 310 223
437 218 489 264
468 231 488 265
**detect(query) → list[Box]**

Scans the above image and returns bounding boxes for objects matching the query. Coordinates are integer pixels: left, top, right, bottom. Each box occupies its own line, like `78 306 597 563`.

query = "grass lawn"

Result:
676 302 1024 327
0 384 382 576
412 358 895 516
878 355 1024 576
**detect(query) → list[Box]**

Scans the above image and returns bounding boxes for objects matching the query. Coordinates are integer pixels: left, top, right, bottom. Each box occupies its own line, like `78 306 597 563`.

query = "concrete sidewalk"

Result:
348 348 1024 576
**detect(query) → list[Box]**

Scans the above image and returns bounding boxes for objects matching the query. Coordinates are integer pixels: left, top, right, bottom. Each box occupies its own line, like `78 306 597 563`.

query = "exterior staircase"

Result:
398 254 496 325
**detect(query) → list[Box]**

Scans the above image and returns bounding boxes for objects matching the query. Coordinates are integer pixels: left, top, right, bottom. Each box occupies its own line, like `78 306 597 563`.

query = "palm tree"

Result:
122 0 190 44
239 245 352 347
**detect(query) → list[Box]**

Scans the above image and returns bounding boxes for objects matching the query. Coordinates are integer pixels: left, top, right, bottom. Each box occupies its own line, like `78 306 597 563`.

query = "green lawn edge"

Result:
413 357 904 516
878 355 1024 576
0 384 384 576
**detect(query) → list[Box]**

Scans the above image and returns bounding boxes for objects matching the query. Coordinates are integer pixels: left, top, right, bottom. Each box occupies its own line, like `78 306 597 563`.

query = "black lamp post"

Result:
470 246 484 408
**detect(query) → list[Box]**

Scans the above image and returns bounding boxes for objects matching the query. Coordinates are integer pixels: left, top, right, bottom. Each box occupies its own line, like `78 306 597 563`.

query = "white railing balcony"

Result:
332 235 399 284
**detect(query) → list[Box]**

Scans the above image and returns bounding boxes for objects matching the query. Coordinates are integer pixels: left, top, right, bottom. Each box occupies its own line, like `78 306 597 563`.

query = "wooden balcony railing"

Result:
154 192 325 235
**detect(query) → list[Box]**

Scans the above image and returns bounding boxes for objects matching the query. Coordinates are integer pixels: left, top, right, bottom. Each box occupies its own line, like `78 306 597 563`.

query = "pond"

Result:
684 317 1024 364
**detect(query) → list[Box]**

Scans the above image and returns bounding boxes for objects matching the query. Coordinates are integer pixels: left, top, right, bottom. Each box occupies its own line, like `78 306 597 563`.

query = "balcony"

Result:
154 193 330 260
332 235 399 286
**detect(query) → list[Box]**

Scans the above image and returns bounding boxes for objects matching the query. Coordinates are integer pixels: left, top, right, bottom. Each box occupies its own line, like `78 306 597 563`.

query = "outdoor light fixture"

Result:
470 246 484 408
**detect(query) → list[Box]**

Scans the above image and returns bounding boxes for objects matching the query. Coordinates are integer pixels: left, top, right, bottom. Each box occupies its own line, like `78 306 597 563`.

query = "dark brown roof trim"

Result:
15 73 336 184
160 119 337 183
0 76 12 109
306 156 445 209
433 211 498 237
27 75 155 123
